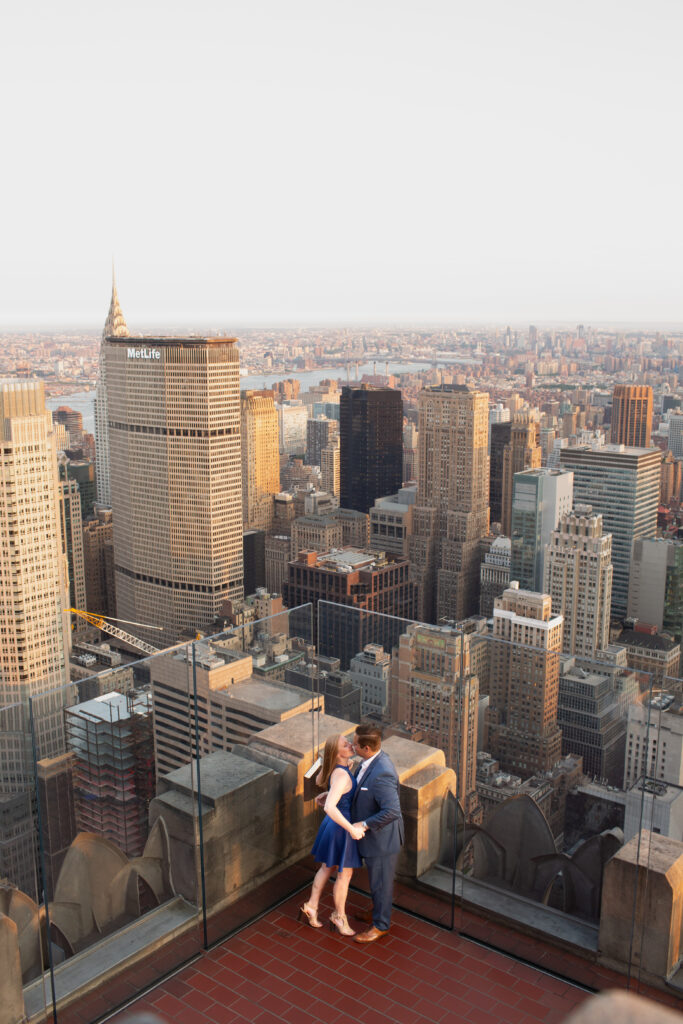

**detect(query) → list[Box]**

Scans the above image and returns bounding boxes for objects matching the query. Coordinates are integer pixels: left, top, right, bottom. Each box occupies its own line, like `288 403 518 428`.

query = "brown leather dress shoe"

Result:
353 926 389 944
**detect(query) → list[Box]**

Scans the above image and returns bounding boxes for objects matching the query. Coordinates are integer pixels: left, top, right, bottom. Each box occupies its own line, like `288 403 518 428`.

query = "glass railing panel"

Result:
621 666 682 994
0 701 48 1024
315 600 457 929
195 603 318 945
30 640 204 1024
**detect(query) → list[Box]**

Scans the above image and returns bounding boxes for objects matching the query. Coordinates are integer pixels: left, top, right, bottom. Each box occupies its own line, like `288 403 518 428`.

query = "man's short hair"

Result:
355 723 382 752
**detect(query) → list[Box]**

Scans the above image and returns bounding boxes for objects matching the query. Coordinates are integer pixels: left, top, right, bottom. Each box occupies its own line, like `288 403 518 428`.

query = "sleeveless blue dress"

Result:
311 765 363 870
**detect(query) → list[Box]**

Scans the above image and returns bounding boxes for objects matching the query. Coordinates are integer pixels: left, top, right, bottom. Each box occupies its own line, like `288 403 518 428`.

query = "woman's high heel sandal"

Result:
329 911 355 936
298 903 323 928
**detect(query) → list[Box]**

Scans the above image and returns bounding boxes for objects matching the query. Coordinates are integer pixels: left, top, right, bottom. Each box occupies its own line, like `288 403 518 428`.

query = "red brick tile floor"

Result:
107 891 599 1024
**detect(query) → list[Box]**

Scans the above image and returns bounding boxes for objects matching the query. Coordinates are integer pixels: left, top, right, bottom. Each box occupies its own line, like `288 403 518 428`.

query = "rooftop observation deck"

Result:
7 604 683 1024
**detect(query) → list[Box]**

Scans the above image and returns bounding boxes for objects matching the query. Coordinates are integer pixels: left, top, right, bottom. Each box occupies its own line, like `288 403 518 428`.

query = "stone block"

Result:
383 736 457 878
599 830 683 983
0 915 25 1024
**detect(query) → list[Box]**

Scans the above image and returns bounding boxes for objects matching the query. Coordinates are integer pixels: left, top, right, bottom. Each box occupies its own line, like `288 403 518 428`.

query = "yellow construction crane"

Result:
69 609 163 656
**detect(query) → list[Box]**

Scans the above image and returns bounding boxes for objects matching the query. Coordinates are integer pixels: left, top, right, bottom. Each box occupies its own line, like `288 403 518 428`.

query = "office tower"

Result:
320 435 340 497
65 692 153 857
285 656 361 721
58 459 87 627
83 507 115 617
501 415 542 536
283 549 417 669
391 623 480 820
265 534 292 595
291 514 342 559
559 445 661 618
306 416 338 467
402 422 419 483
408 385 489 624
293 486 337 517
36 753 78 899
667 412 683 459
510 468 573 591
370 487 415 557
485 584 563 777
348 644 391 718
335 507 370 548
612 623 680 682
105 336 244 645
276 400 308 456
0 381 72 777
624 692 683 790
489 421 511 526
557 656 638 786
95 274 129 505
151 645 316 776
545 507 613 657
241 390 280 533
339 385 403 515
0 381 72 896
611 385 653 448
243 529 266 595
65 459 97 520
628 538 683 639
661 452 682 504
53 406 83 447
479 536 511 618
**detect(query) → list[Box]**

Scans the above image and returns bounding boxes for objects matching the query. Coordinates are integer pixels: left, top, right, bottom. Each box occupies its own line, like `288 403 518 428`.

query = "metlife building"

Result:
104 335 244 644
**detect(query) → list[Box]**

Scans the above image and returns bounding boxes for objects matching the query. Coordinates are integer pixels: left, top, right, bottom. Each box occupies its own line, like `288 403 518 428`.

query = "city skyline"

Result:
2 1 682 326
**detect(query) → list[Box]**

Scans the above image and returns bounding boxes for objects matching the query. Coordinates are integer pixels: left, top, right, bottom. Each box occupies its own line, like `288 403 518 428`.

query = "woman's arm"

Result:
324 769 363 838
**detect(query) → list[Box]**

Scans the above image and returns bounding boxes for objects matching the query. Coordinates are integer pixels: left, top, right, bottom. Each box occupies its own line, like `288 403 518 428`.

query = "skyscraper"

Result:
58 458 87 629
500 415 542 536
95 273 129 506
510 468 573 592
320 434 340 498
339 385 403 515
611 385 653 449
627 537 683 639
306 415 338 468
105 336 244 644
241 390 280 534
408 385 489 623
390 623 480 820
485 584 563 777
559 444 661 618
0 381 73 893
489 420 511 526
545 507 613 657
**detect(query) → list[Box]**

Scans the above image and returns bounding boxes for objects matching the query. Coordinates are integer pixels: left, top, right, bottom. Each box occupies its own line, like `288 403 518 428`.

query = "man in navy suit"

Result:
350 723 404 944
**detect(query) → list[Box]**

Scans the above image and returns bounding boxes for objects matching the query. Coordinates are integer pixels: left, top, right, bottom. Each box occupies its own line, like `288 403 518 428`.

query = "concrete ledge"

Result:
420 864 599 953
24 896 197 1022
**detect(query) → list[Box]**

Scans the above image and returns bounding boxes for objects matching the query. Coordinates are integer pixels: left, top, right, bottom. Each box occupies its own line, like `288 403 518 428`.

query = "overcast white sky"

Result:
1 1 682 328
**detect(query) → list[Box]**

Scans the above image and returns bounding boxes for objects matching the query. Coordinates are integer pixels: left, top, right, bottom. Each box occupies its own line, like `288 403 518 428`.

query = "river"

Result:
46 357 475 434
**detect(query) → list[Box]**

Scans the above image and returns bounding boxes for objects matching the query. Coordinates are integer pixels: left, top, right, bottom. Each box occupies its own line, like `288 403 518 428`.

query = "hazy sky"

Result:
2 1 682 327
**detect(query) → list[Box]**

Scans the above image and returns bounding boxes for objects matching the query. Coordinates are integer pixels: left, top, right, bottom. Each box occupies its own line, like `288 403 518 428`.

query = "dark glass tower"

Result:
489 420 512 526
340 385 403 514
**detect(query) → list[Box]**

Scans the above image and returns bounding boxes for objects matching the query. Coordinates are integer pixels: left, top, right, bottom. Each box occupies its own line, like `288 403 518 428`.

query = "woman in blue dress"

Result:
299 732 364 936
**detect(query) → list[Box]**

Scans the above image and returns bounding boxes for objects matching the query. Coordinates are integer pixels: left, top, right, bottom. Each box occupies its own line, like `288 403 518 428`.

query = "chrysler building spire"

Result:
96 268 129 505
103 267 130 339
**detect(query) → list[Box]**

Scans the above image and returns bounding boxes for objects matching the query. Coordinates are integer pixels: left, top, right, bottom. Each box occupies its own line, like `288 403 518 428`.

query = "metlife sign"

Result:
127 347 161 360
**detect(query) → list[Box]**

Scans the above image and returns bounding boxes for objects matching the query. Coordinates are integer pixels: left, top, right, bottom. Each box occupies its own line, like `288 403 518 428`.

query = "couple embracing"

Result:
299 723 403 944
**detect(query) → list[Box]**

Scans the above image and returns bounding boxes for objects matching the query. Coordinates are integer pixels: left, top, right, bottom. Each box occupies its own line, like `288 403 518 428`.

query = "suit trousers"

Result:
365 850 399 932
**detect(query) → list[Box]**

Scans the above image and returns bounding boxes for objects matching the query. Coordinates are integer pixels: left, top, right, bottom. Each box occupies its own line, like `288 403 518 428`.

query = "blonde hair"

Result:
317 733 345 789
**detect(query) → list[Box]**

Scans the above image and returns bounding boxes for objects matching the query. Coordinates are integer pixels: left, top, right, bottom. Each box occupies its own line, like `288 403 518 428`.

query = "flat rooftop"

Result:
224 678 312 713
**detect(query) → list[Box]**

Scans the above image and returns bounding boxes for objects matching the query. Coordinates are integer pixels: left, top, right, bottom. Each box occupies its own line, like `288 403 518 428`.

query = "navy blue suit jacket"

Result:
351 750 404 857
